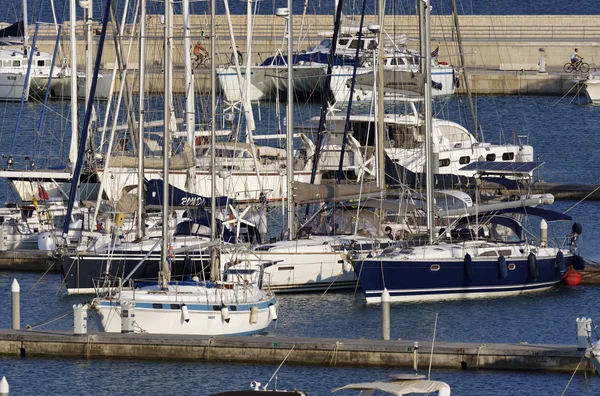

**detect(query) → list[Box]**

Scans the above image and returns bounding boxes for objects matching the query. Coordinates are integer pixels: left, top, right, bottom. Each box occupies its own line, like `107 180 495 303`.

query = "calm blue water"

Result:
2 0 598 27
1 90 600 393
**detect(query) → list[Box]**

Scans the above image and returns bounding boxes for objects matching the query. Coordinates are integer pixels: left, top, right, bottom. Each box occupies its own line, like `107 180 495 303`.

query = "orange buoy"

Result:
563 269 582 286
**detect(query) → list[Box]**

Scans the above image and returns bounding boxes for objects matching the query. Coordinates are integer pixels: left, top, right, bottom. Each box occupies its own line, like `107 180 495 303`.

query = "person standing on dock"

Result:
571 48 584 65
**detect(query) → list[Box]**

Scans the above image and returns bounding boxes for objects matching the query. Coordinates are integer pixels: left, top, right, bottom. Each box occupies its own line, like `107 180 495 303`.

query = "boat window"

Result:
12 60 20 67
439 158 450 167
170 304 180 309
459 156 470 164
502 152 514 161
351 121 376 146
152 304 163 309
348 39 360 49
37 60 45 67
338 39 349 47
311 208 378 236
430 264 440 271
319 39 332 49
486 153 496 161
388 124 421 149
3 60 10 67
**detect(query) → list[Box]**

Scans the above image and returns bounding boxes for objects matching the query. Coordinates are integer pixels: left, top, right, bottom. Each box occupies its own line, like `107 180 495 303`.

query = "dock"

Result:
0 250 58 272
0 329 593 373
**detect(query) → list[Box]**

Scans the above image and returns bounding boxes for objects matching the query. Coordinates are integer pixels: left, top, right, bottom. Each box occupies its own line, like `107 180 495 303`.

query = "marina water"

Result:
1 95 600 394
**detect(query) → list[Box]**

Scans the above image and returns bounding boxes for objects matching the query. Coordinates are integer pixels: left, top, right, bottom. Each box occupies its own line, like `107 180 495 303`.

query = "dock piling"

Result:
11 279 19 330
0 376 8 396
381 288 390 340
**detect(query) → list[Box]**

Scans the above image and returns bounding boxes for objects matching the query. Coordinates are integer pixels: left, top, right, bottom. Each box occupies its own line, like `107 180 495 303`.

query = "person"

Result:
571 48 583 65
193 41 208 65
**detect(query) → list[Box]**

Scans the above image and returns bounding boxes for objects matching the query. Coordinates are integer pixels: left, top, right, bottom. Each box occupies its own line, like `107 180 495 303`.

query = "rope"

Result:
475 344 486 370
26 310 73 330
329 341 342 366
564 185 600 214
560 354 587 396
28 261 55 294
264 345 296 390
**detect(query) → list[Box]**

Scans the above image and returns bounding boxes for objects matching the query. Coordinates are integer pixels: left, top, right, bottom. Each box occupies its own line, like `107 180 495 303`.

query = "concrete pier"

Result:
0 250 58 272
0 329 594 373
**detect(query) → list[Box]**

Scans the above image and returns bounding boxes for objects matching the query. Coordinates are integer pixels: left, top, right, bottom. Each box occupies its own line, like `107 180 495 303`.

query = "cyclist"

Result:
571 48 583 65
193 41 208 66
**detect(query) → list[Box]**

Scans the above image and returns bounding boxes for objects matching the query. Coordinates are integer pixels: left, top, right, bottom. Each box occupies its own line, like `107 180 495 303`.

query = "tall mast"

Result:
209 0 218 282
85 0 93 109
376 0 385 188
422 0 435 245
68 0 79 167
161 0 173 287
285 3 294 239
21 0 29 53
183 0 195 187
136 0 146 240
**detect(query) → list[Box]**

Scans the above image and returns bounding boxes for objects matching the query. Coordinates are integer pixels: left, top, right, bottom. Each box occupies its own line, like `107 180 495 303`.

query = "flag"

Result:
431 46 439 58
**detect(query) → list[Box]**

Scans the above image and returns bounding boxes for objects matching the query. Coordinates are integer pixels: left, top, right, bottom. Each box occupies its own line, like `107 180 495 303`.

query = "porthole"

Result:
430 264 440 271
439 158 450 167
502 152 515 161
508 263 516 271
459 156 470 165
486 153 496 161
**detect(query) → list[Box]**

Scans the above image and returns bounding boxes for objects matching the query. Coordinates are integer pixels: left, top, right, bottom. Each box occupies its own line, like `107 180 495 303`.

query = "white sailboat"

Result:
89 0 277 335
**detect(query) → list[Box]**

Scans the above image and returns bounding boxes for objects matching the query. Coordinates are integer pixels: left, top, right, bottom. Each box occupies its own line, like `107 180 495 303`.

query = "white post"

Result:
11 279 19 330
0 376 8 396
539 219 548 248
381 288 390 340
73 304 88 335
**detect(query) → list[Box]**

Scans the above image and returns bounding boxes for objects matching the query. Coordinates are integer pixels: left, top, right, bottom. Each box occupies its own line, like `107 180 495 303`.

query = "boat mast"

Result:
285 3 294 239
183 0 195 188
136 0 146 240
161 0 173 287
209 0 218 282
450 0 477 136
421 0 435 245
68 0 79 167
376 0 385 189
21 0 29 54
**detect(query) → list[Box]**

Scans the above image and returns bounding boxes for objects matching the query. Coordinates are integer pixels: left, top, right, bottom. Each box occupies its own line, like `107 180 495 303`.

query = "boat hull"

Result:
354 253 572 303
91 294 277 335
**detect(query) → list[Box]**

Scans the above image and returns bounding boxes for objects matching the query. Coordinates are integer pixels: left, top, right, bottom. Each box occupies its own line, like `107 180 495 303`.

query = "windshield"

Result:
309 208 379 237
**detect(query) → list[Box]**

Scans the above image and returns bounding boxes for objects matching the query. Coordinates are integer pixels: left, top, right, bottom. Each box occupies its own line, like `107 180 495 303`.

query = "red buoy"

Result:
563 269 582 286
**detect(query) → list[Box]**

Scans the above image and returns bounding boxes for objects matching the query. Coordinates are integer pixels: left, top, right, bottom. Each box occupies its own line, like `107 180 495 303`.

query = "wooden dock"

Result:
0 250 58 272
0 329 594 373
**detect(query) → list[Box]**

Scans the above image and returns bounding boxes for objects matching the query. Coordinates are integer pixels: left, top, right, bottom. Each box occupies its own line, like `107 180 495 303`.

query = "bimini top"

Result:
332 374 451 395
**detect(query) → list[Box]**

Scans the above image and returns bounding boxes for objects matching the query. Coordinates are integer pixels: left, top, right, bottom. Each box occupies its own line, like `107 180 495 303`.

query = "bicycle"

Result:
564 59 590 73
193 55 210 69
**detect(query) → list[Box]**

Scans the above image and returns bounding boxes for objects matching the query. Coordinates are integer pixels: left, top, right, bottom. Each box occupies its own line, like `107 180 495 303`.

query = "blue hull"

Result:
354 254 572 303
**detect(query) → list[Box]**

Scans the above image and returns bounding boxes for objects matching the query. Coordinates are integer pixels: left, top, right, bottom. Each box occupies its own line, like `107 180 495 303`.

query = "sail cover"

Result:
146 179 230 208
0 21 24 39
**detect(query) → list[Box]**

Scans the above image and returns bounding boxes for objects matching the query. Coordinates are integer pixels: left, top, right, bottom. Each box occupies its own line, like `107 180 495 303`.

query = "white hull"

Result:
217 66 272 102
0 73 27 101
584 77 600 103
52 72 114 99
91 284 277 335
330 65 456 103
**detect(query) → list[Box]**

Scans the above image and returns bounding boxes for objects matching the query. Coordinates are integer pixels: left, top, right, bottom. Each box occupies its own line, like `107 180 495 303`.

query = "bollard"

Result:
576 317 592 350
381 288 390 341
73 304 88 335
11 279 19 330
0 376 7 396
538 48 547 74
413 341 419 372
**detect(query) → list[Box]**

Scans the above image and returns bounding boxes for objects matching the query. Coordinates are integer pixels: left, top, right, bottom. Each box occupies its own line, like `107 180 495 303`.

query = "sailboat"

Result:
351 0 584 303
89 0 277 335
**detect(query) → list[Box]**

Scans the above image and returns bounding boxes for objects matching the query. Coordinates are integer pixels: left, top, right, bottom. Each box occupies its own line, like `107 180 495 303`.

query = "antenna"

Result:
428 313 439 380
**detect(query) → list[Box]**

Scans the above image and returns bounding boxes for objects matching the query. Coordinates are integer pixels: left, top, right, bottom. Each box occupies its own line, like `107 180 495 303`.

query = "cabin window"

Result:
229 306 238 311
348 40 359 49
170 304 180 309
459 156 470 165
37 60 45 67
152 303 163 309
12 60 20 67
338 39 349 46
486 153 496 161
430 264 440 271
502 152 515 161
212 305 221 311
3 60 10 67
439 158 450 167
